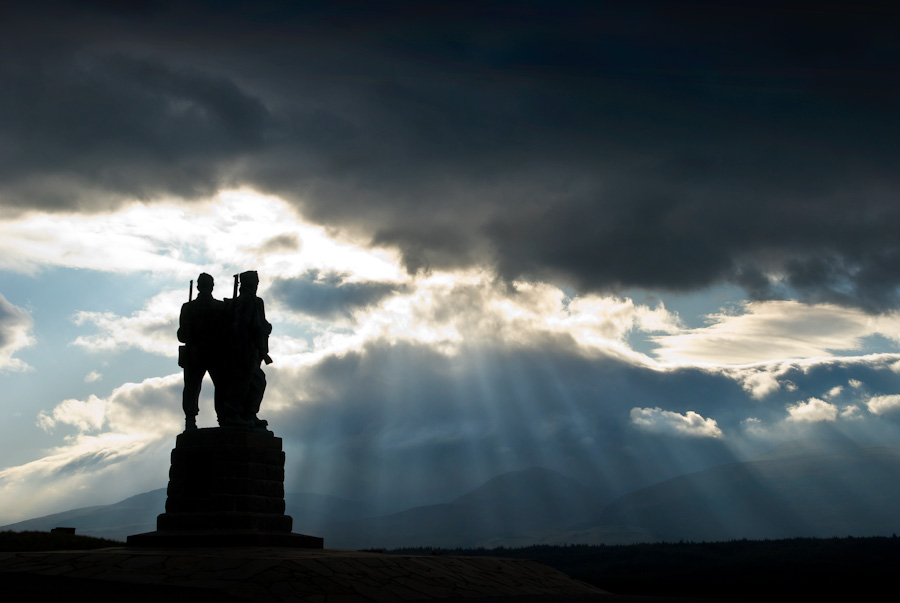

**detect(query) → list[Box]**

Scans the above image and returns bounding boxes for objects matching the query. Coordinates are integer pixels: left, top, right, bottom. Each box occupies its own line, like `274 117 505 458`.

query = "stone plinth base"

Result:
127 427 322 548
126 529 323 548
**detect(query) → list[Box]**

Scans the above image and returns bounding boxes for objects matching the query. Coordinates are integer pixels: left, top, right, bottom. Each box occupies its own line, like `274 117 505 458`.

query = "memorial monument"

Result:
128 271 323 548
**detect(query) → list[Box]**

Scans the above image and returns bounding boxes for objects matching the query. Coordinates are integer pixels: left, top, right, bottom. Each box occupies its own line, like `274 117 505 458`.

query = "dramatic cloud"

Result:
0 202 201 277
3 2 900 531
37 395 107 433
2 3 899 309
71 290 183 357
867 395 900 416
279 273 681 369
0 294 33 372
786 398 838 423
271 270 406 321
37 374 182 437
0 374 181 523
721 354 900 401
630 407 723 439
0 191 404 286
0 49 268 211
653 301 898 366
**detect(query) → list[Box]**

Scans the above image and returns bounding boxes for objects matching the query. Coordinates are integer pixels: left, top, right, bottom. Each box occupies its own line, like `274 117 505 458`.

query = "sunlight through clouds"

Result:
5 188 900 528
265 270 684 370
4 3 900 544
0 190 404 283
0 203 201 276
205 191 404 282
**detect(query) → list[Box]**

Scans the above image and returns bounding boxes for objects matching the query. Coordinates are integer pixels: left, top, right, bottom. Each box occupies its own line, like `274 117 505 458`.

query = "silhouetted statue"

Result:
219 270 272 429
135 274 318 547
177 272 226 431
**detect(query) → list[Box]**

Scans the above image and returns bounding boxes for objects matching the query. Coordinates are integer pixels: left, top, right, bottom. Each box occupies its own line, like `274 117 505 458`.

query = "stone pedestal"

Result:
128 428 323 548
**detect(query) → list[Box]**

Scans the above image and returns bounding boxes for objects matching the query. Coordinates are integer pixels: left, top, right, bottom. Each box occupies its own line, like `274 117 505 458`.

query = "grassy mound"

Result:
0 530 123 551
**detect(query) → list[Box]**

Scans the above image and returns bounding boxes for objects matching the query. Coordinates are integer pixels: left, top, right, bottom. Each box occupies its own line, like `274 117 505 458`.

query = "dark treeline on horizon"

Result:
389 536 900 599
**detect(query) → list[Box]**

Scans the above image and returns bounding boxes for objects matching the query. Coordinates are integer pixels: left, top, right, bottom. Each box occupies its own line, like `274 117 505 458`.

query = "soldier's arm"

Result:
259 298 272 334
176 302 190 343
257 298 273 364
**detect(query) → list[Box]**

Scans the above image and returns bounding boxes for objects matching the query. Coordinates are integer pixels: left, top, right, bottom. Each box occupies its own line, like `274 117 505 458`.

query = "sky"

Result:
2 1 900 525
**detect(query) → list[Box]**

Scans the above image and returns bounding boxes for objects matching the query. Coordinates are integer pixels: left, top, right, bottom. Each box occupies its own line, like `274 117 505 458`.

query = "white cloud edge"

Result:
630 406 723 438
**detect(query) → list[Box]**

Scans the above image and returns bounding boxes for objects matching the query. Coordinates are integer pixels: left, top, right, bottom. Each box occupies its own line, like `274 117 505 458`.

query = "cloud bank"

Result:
2 3 900 310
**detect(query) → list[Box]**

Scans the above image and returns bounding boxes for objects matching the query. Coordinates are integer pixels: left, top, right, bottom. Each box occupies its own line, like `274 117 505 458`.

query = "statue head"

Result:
239 270 259 296
197 272 214 293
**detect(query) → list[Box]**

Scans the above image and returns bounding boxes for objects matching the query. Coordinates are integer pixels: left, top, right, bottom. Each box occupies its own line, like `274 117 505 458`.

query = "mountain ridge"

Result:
5 446 900 546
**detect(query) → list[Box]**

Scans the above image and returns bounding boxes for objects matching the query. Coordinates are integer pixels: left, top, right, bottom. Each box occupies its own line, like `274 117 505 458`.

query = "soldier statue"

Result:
177 270 273 432
220 270 272 429
177 272 226 431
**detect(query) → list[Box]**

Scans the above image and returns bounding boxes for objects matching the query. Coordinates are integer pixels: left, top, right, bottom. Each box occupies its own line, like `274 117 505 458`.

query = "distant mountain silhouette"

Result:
321 502 489 549
578 444 900 543
0 489 166 541
6 449 899 547
286 492 387 533
308 467 604 549
0 467 599 546
452 466 604 529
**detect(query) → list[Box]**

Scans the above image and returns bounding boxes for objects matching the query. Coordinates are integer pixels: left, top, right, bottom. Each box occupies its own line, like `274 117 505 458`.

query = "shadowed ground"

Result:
0 546 612 603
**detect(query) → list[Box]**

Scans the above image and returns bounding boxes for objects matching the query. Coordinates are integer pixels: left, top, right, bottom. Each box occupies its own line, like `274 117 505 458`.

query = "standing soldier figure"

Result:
225 270 272 429
177 272 226 431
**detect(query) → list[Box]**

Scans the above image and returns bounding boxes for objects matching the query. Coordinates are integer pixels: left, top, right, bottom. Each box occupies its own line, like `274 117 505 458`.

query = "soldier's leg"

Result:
208 361 236 425
242 365 267 427
219 362 252 427
182 367 204 430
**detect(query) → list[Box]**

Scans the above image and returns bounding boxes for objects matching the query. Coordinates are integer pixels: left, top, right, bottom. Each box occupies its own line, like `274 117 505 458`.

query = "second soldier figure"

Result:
177 272 226 431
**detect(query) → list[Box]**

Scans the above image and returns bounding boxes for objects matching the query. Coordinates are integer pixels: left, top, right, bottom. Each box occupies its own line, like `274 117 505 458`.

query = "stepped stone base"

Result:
128 427 322 548
127 530 323 548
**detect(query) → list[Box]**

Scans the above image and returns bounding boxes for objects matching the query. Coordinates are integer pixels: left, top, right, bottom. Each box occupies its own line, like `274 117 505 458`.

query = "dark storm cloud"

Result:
270 270 405 320
258 233 301 254
1 43 269 208
4 2 900 309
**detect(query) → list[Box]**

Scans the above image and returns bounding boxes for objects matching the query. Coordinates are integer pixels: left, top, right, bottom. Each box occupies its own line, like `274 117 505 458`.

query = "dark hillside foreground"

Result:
391 536 900 600
0 530 121 551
